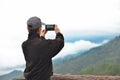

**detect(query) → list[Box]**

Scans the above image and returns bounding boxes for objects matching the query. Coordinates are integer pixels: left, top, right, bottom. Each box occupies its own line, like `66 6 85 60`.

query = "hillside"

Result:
0 70 23 80
54 36 120 75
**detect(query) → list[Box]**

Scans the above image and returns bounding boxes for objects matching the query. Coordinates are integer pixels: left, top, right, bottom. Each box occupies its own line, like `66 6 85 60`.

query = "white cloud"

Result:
0 43 25 69
53 40 108 59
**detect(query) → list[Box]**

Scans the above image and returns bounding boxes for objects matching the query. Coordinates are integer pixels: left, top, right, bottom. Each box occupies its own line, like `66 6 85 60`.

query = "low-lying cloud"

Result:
0 39 108 75
54 40 108 59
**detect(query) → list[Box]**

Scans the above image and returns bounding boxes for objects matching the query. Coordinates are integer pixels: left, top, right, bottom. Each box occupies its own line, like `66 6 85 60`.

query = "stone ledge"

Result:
13 75 120 80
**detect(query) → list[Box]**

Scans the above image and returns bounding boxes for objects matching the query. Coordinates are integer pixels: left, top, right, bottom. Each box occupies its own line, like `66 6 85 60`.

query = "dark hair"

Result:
28 25 40 33
28 25 33 28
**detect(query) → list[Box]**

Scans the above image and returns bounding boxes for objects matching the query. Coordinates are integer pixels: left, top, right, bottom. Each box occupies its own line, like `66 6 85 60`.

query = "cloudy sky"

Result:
0 0 120 75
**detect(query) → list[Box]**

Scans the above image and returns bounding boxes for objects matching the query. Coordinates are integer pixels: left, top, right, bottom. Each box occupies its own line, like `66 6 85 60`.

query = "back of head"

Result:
27 16 43 33
27 16 42 29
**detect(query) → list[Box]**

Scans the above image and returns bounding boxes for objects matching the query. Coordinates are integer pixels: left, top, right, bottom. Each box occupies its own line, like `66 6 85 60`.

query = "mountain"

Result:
1 36 120 79
0 70 23 80
53 36 120 75
53 50 86 64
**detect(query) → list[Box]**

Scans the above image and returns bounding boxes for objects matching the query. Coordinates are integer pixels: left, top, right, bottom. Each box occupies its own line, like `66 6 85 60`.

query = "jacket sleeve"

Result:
48 32 64 58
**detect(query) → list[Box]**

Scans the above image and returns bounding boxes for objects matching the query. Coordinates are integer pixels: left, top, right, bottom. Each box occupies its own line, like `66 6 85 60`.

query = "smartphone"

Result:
45 24 55 31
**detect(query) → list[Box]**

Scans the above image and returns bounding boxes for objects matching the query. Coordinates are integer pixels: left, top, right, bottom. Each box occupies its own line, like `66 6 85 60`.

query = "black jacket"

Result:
22 32 64 80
